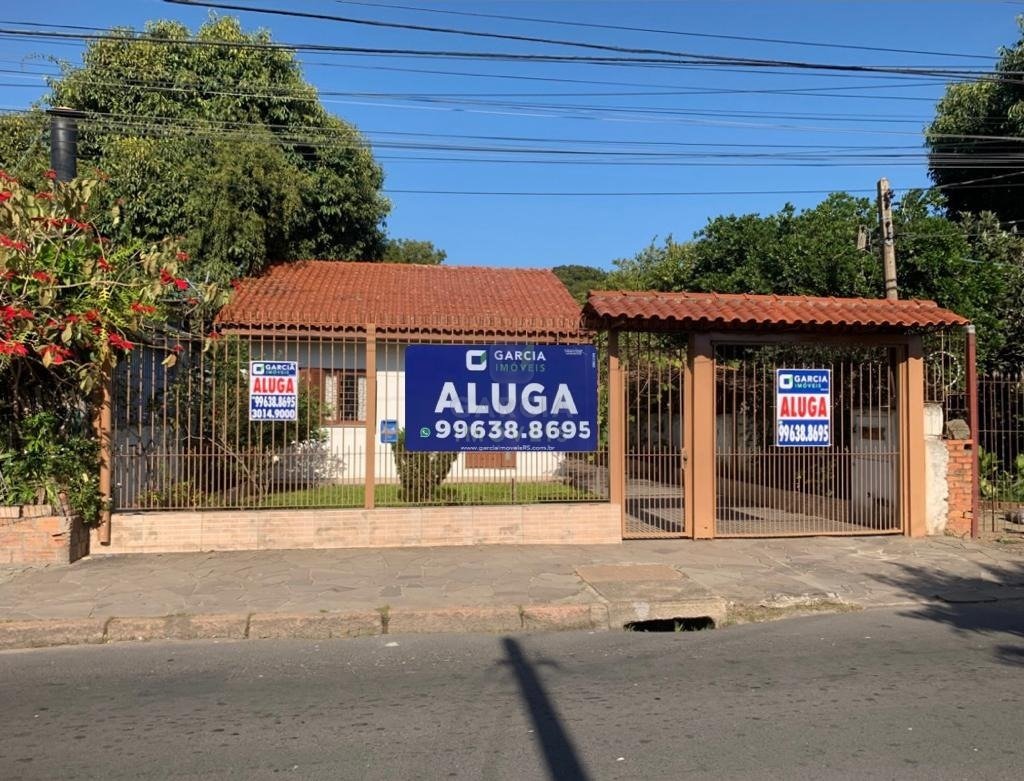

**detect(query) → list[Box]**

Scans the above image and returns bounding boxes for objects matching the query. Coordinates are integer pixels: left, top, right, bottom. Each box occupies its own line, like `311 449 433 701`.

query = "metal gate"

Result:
715 343 902 537
623 332 687 538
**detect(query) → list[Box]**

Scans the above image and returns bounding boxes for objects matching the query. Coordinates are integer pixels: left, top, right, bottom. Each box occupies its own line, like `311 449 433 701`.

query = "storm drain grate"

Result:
624 616 715 632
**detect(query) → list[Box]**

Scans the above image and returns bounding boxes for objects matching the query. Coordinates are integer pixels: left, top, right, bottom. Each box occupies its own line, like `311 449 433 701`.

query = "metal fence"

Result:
112 331 608 511
977 371 1024 536
621 332 687 538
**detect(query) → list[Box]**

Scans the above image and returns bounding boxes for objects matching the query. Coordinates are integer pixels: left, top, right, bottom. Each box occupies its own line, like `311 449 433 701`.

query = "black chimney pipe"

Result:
47 107 85 183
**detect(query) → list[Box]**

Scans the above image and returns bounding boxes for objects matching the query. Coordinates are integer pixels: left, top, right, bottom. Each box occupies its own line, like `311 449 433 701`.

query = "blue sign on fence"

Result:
776 368 832 447
248 360 298 422
404 344 598 452
380 419 398 444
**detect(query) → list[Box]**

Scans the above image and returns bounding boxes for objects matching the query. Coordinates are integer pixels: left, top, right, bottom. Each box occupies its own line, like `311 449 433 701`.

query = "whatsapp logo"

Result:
419 427 431 438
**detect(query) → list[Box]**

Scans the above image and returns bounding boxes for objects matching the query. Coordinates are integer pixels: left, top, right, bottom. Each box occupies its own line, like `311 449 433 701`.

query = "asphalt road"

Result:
1 604 1022 780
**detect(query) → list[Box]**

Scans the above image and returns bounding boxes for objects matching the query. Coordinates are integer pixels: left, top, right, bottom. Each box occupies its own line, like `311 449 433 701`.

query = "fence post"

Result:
364 324 377 510
93 359 113 544
966 324 980 538
607 330 625 535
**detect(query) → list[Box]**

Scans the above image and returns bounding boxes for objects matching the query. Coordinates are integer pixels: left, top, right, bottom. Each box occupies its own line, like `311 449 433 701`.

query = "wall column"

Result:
689 334 716 538
364 324 377 510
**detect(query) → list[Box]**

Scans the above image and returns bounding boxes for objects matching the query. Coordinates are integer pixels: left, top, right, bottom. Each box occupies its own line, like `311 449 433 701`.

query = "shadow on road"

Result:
868 557 1024 666
501 637 590 781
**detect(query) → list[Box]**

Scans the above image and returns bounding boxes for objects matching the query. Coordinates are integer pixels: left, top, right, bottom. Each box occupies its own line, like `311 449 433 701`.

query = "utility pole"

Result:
877 177 898 300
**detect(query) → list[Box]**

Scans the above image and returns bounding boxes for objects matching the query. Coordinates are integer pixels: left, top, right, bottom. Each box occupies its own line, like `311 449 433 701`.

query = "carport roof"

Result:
583 290 968 332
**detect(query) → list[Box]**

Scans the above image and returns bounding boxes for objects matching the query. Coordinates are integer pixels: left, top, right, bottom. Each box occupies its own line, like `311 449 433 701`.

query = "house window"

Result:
465 451 517 470
321 370 367 424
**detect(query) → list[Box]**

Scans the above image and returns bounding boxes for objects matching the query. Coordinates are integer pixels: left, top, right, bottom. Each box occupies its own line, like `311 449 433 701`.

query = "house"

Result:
214 260 590 488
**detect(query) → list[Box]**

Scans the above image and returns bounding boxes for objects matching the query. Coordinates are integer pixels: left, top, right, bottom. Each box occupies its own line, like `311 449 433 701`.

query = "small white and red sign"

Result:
249 361 298 422
776 368 831 447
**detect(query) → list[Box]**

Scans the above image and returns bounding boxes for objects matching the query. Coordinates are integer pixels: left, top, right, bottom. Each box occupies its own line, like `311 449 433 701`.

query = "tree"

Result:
0 169 224 520
551 264 609 303
0 17 390 286
608 191 1022 367
381 238 446 265
926 18 1024 223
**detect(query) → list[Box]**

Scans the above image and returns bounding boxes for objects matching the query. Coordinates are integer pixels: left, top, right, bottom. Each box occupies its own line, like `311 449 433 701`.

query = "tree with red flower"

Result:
1 173 228 522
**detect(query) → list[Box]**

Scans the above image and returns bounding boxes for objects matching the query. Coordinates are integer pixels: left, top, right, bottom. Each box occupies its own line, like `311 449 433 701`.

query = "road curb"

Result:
0 602 613 651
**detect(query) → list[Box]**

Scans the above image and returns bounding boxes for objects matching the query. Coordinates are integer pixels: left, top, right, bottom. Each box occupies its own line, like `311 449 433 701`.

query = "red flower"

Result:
0 170 16 183
44 169 57 181
0 191 11 203
35 192 53 201
172 343 184 354
38 344 73 365
130 302 156 315
64 314 79 324
175 251 189 262
107 332 134 351
173 277 188 291
0 235 28 252
84 309 100 322
31 271 53 284
159 269 174 285
0 340 28 357
97 257 112 272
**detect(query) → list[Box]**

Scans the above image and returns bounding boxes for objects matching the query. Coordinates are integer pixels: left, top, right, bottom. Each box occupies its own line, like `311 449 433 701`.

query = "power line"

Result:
166 0 1006 79
0 23 1011 80
332 0 998 61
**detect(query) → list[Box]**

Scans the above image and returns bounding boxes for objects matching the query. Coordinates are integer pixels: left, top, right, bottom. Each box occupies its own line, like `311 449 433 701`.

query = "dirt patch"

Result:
724 596 862 627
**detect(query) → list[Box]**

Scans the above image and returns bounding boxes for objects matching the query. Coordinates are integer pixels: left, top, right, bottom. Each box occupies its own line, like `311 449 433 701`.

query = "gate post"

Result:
608 330 626 535
689 334 715 538
901 336 927 537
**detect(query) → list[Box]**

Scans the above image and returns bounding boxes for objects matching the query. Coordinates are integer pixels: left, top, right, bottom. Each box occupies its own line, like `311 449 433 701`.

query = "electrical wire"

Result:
330 0 998 61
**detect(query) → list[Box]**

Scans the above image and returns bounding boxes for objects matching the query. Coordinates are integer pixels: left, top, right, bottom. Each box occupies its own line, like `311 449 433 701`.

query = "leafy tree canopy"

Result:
927 17 1024 222
381 238 446 265
551 264 609 303
608 191 1024 367
0 16 390 286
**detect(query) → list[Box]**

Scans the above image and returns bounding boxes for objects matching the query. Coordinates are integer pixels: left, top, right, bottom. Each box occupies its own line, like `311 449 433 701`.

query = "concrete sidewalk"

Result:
2 536 1023 650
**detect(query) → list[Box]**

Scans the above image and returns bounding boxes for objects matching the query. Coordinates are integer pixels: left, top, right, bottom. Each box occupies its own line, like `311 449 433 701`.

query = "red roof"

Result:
215 261 583 339
583 290 968 332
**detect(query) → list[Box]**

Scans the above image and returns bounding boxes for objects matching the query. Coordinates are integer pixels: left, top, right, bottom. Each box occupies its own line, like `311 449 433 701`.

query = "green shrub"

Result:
392 428 457 503
0 412 99 520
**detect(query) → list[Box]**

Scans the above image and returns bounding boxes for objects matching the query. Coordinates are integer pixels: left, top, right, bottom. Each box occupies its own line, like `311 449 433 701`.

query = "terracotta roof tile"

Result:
215 260 583 337
583 290 968 331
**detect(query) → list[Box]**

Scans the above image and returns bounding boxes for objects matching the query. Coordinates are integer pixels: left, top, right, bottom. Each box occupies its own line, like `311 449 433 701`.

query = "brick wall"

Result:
945 439 975 536
0 505 90 565
90 502 623 555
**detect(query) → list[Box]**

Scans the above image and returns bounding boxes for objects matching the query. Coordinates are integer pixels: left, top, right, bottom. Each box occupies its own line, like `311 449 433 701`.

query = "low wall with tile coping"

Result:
89 503 622 554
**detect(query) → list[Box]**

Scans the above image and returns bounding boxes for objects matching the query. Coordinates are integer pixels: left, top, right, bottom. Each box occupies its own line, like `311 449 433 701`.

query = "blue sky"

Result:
1 0 1022 268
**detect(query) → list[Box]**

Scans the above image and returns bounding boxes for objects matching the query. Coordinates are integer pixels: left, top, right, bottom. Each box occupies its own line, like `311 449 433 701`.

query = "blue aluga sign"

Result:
775 368 832 447
404 344 598 452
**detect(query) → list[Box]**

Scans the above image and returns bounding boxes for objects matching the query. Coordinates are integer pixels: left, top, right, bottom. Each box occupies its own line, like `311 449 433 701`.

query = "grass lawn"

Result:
259 481 598 508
